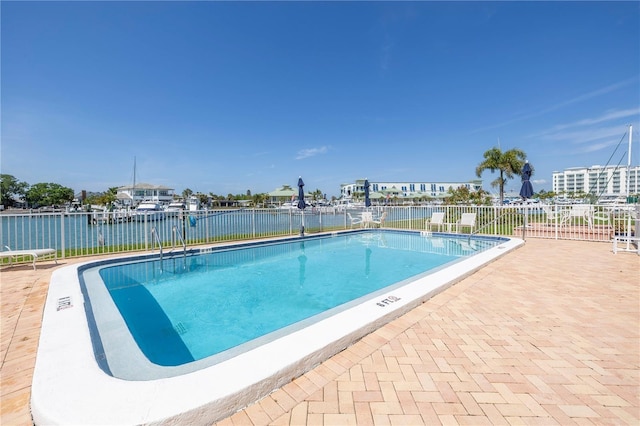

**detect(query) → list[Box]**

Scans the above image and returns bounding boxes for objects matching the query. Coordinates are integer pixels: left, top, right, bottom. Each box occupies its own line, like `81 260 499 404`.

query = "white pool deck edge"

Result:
31 234 523 425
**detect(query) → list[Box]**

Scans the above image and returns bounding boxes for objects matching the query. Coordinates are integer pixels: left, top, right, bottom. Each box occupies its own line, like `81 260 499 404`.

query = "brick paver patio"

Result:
1 238 639 425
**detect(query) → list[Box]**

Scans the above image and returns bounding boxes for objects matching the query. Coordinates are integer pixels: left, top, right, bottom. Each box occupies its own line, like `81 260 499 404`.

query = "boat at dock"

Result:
90 208 134 224
165 201 186 212
135 202 165 221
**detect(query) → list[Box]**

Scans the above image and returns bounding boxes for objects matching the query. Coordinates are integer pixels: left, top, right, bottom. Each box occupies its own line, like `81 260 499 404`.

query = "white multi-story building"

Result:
115 183 176 206
552 165 640 199
340 179 483 201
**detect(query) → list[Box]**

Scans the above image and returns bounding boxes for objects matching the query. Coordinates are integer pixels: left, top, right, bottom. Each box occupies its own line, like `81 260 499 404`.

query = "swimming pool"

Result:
32 230 522 424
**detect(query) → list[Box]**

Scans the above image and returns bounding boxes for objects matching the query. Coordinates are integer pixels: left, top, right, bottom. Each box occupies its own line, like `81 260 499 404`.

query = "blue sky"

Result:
2 1 639 198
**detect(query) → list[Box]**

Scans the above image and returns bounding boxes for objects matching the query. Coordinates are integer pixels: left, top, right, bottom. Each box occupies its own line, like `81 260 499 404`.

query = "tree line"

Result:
1 175 75 208
0 174 327 209
2 146 547 209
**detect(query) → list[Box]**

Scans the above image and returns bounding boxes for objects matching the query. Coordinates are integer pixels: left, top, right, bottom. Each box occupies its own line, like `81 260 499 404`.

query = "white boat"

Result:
334 201 364 212
135 202 165 221
187 196 201 212
279 201 298 210
598 195 627 206
165 201 186 212
164 201 186 220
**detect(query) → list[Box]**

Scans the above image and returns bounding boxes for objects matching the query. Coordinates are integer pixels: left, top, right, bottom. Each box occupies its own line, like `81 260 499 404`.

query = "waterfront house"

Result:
116 183 175 207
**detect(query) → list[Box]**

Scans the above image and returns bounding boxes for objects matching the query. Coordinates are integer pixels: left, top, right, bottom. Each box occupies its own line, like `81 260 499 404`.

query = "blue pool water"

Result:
91 231 499 369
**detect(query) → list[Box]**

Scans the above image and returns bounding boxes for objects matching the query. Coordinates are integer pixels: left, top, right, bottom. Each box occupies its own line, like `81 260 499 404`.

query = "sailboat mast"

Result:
132 157 136 207
625 126 633 250
627 125 632 199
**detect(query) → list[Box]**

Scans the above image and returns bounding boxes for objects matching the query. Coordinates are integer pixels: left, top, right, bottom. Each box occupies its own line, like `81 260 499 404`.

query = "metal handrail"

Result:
469 210 526 243
151 227 163 263
172 225 187 257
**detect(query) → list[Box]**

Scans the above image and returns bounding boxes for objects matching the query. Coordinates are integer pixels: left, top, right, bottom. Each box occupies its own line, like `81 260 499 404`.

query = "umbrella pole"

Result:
300 210 305 236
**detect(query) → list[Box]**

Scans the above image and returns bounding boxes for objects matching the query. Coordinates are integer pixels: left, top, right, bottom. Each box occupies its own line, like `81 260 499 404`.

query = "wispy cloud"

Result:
534 107 639 135
471 77 639 133
536 78 638 115
380 36 393 72
377 5 420 73
580 140 621 153
539 124 628 144
535 107 639 154
296 146 329 160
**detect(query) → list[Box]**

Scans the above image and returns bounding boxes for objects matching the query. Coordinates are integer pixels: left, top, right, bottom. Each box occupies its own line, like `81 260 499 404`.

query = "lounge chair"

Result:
425 212 446 232
0 247 58 270
455 213 476 234
371 212 387 228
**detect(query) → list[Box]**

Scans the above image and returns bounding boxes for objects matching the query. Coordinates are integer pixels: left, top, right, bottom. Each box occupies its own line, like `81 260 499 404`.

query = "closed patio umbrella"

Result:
364 179 371 208
297 177 306 236
519 161 534 240
519 161 534 200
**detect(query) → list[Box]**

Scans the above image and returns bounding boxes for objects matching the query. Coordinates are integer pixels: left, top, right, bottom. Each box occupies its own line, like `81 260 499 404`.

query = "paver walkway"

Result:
1 239 639 425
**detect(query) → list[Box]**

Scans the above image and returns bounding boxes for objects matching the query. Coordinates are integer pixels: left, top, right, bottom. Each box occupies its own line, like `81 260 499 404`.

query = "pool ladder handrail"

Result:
151 226 163 263
172 225 187 258
468 210 526 243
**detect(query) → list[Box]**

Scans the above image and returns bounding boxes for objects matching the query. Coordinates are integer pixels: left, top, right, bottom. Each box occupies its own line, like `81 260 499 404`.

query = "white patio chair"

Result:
567 205 595 229
592 208 612 228
371 212 387 228
361 212 374 228
542 205 563 225
347 212 363 228
455 213 476 234
425 212 446 232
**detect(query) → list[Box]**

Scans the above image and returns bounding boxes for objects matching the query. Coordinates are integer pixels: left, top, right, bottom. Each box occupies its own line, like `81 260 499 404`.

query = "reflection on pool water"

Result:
89 231 498 379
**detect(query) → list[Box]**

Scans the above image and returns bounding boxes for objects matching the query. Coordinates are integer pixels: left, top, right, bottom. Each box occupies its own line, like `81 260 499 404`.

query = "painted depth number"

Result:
376 295 401 307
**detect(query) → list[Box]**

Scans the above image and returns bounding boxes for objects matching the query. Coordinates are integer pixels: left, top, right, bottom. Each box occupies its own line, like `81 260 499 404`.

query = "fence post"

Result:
205 212 210 243
522 204 527 241
625 205 635 251
409 207 413 230
144 215 149 251
251 207 256 239
554 203 559 240
60 212 66 259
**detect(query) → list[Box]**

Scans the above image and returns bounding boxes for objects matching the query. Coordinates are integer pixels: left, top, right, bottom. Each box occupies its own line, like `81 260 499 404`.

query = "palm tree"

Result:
182 188 193 200
476 147 527 205
311 189 323 202
196 192 209 207
252 192 267 208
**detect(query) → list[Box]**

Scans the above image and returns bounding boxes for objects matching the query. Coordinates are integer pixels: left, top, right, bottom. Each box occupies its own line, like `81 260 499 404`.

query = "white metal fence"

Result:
1 204 638 264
